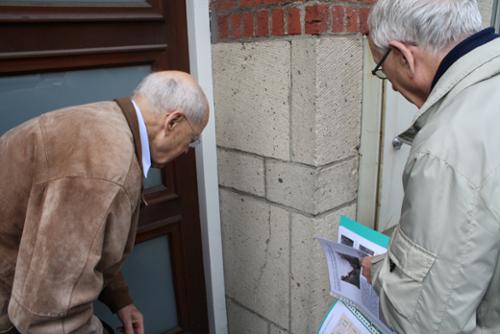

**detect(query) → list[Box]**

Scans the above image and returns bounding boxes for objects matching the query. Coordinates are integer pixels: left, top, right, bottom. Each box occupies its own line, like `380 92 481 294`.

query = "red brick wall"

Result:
210 0 375 42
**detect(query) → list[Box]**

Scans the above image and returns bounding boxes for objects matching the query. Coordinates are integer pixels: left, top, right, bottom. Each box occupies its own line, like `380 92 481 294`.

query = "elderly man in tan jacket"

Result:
0 71 209 334
363 0 500 333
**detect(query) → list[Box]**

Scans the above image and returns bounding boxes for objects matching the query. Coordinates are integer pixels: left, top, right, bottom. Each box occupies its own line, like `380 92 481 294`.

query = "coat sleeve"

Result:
8 177 135 334
98 272 133 314
373 153 500 333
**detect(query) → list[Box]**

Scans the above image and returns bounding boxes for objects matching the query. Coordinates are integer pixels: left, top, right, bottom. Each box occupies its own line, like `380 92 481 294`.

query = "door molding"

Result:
0 0 189 74
186 1 228 333
494 0 500 31
357 36 383 230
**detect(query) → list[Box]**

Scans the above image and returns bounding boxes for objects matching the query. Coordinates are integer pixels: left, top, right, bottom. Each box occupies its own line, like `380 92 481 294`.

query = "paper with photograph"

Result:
317 300 382 334
317 239 380 317
316 216 396 334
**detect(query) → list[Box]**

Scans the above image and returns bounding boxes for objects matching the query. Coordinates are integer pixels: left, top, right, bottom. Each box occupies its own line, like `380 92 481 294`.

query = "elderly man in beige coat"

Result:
0 71 209 334
363 0 500 333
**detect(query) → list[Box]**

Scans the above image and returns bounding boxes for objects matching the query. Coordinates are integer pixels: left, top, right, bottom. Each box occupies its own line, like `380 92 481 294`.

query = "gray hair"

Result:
369 0 483 54
133 72 207 125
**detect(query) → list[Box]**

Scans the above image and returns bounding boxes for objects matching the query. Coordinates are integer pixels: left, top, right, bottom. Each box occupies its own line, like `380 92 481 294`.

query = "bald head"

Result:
133 71 209 126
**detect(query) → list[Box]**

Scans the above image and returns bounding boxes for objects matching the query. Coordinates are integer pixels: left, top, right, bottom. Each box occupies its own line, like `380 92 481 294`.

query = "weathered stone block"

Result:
266 157 358 215
227 299 269 334
218 148 265 196
212 41 291 160
270 324 288 334
220 189 290 328
291 36 363 166
290 204 356 334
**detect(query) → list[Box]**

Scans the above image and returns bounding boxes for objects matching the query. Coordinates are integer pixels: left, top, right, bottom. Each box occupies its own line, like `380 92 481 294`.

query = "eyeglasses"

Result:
183 116 201 148
371 48 391 80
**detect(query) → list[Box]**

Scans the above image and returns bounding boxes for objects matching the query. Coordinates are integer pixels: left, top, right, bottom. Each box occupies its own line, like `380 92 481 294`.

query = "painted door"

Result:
376 87 417 232
357 37 417 233
0 1 209 333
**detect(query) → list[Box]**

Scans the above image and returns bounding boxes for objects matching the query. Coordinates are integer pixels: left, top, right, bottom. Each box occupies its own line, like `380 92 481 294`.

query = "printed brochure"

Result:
317 216 396 334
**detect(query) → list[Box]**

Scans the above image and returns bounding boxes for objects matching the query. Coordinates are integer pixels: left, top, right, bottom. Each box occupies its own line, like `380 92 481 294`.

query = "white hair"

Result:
133 72 207 125
369 0 483 54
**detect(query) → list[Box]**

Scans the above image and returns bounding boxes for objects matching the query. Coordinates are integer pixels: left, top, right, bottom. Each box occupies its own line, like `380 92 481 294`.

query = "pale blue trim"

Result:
340 216 390 248
132 99 151 178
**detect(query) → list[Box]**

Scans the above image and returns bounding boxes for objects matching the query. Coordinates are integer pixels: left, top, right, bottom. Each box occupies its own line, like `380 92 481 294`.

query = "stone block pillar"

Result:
210 1 368 333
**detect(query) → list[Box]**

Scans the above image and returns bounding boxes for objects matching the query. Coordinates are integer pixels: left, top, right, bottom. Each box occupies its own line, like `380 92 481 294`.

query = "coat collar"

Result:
431 28 499 89
398 36 500 144
114 97 143 176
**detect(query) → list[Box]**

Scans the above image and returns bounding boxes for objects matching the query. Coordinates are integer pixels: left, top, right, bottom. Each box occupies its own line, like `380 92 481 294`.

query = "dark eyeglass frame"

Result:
371 48 391 80
183 116 201 148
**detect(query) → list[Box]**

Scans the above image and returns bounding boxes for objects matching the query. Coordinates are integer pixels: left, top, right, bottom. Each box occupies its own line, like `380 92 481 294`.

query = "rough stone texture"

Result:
291 36 363 166
290 204 357 334
266 157 359 215
220 189 290 328
227 299 269 334
270 325 288 334
478 0 494 27
213 41 291 160
218 148 265 196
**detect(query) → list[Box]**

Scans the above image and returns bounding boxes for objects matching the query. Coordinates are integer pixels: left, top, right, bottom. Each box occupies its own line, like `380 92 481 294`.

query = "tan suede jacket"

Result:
0 101 142 333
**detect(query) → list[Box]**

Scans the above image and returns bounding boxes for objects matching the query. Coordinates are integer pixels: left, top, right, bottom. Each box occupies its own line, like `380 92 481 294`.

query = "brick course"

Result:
210 0 374 42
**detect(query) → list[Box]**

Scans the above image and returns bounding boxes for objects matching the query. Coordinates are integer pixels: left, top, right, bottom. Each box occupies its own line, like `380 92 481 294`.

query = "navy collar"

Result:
431 28 499 89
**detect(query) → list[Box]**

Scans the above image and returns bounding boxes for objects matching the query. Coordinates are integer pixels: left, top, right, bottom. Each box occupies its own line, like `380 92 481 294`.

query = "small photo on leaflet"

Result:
340 235 354 247
359 244 375 256
339 253 361 289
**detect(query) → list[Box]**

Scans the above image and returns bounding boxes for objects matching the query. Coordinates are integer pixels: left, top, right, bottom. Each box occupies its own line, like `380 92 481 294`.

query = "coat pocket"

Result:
381 228 436 320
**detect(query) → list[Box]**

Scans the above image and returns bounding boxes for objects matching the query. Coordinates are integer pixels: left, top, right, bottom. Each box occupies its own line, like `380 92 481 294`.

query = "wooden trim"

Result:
134 223 190 331
0 51 166 75
0 44 167 60
136 216 182 241
0 0 164 23
164 327 187 334
173 152 209 332
0 45 168 75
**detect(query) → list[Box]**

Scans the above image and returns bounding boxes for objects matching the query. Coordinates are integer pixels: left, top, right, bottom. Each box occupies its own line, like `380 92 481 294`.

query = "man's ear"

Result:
389 40 416 77
163 110 184 134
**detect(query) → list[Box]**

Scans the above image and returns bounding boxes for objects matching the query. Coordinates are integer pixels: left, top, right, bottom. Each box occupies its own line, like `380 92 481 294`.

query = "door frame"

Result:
0 0 226 331
186 2 227 333
357 36 383 230
494 0 500 31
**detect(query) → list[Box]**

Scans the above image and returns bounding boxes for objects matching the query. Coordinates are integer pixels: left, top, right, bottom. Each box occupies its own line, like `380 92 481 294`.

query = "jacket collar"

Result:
114 97 143 175
431 28 499 89
398 35 500 144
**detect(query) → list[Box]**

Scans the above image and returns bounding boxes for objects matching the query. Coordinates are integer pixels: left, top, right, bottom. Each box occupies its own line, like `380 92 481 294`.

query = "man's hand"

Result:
117 304 144 334
361 256 373 284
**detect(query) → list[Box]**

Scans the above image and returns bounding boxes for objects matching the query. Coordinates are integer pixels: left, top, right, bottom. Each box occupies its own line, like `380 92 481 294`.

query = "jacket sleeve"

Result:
98 200 140 313
98 272 133 314
373 153 500 333
8 177 135 334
